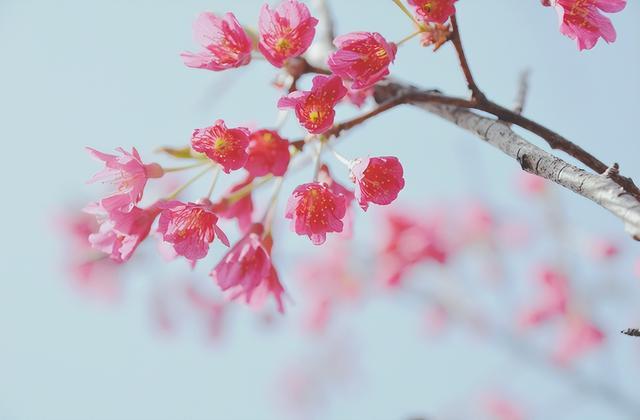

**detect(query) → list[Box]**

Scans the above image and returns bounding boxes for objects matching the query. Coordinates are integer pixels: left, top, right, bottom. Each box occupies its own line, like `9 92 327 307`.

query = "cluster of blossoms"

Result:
82 0 628 314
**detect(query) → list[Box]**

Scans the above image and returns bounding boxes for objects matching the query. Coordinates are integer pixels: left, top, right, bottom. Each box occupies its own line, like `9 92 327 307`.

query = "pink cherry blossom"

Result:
408 0 457 24
544 0 627 50
553 317 605 365
258 0 318 68
317 164 356 238
350 156 405 211
343 83 374 108
278 75 347 134
191 119 250 173
181 12 253 71
87 147 163 213
285 182 347 245
211 225 285 312
86 202 160 263
379 210 448 286
217 178 254 233
328 32 397 89
519 268 569 328
245 129 291 177
157 199 229 262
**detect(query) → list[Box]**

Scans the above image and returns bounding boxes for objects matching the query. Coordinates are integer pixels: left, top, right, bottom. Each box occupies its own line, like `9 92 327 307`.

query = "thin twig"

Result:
449 15 485 102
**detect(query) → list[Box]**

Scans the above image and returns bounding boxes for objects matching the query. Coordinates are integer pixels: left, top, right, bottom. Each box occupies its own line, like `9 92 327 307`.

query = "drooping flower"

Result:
278 75 347 134
211 224 285 312
181 12 253 71
157 199 229 262
191 120 250 173
87 147 163 214
317 164 355 237
343 83 374 108
86 202 161 263
350 156 405 211
258 0 318 67
327 32 397 90
408 0 457 24
543 0 627 50
217 178 254 233
285 182 347 245
244 129 291 177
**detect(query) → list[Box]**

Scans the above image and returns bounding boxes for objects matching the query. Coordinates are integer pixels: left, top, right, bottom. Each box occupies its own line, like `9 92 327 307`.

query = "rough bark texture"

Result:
374 82 640 239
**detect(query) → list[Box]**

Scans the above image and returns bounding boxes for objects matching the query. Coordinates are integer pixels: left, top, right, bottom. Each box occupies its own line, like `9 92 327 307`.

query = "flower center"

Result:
275 38 291 52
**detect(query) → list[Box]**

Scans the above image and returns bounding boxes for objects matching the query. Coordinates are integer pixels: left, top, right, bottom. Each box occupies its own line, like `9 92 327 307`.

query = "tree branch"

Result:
374 81 640 240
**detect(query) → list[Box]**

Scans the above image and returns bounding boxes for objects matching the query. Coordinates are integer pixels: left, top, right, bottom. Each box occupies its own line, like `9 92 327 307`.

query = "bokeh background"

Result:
1 1 639 419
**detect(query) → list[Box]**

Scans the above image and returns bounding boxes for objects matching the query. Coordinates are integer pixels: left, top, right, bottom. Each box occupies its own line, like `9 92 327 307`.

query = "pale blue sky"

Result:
1 1 639 419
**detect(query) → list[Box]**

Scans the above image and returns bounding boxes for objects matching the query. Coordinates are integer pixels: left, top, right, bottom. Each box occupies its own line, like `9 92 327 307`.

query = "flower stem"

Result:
391 0 423 29
165 165 213 200
312 140 325 182
206 166 221 199
396 29 423 46
261 177 284 237
226 175 274 204
161 161 209 173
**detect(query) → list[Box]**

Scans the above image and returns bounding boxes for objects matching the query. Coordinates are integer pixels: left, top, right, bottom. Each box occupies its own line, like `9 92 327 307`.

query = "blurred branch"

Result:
374 81 640 240
513 69 530 115
621 328 640 337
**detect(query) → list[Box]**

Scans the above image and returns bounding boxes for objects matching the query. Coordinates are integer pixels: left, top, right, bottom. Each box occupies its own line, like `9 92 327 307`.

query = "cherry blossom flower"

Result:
87 147 163 214
181 12 253 71
278 75 347 134
244 129 291 177
349 156 405 211
258 0 318 67
285 182 347 245
86 202 161 263
543 0 627 50
217 178 254 233
343 83 374 108
191 119 250 173
317 164 356 238
553 317 605 365
379 210 448 286
211 225 285 312
327 32 397 90
157 198 229 262
408 0 457 24
519 268 569 328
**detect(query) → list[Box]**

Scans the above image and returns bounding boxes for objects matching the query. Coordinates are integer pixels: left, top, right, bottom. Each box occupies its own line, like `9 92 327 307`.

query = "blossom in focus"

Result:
285 182 347 245
327 32 397 90
191 119 250 173
211 224 285 312
157 199 230 262
278 75 347 134
181 12 253 71
217 178 254 233
258 0 318 67
87 147 163 214
317 164 356 238
543 0 627 50
408 0 457 24
350 156 405 211
244 129 291 177
86 202 161 263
